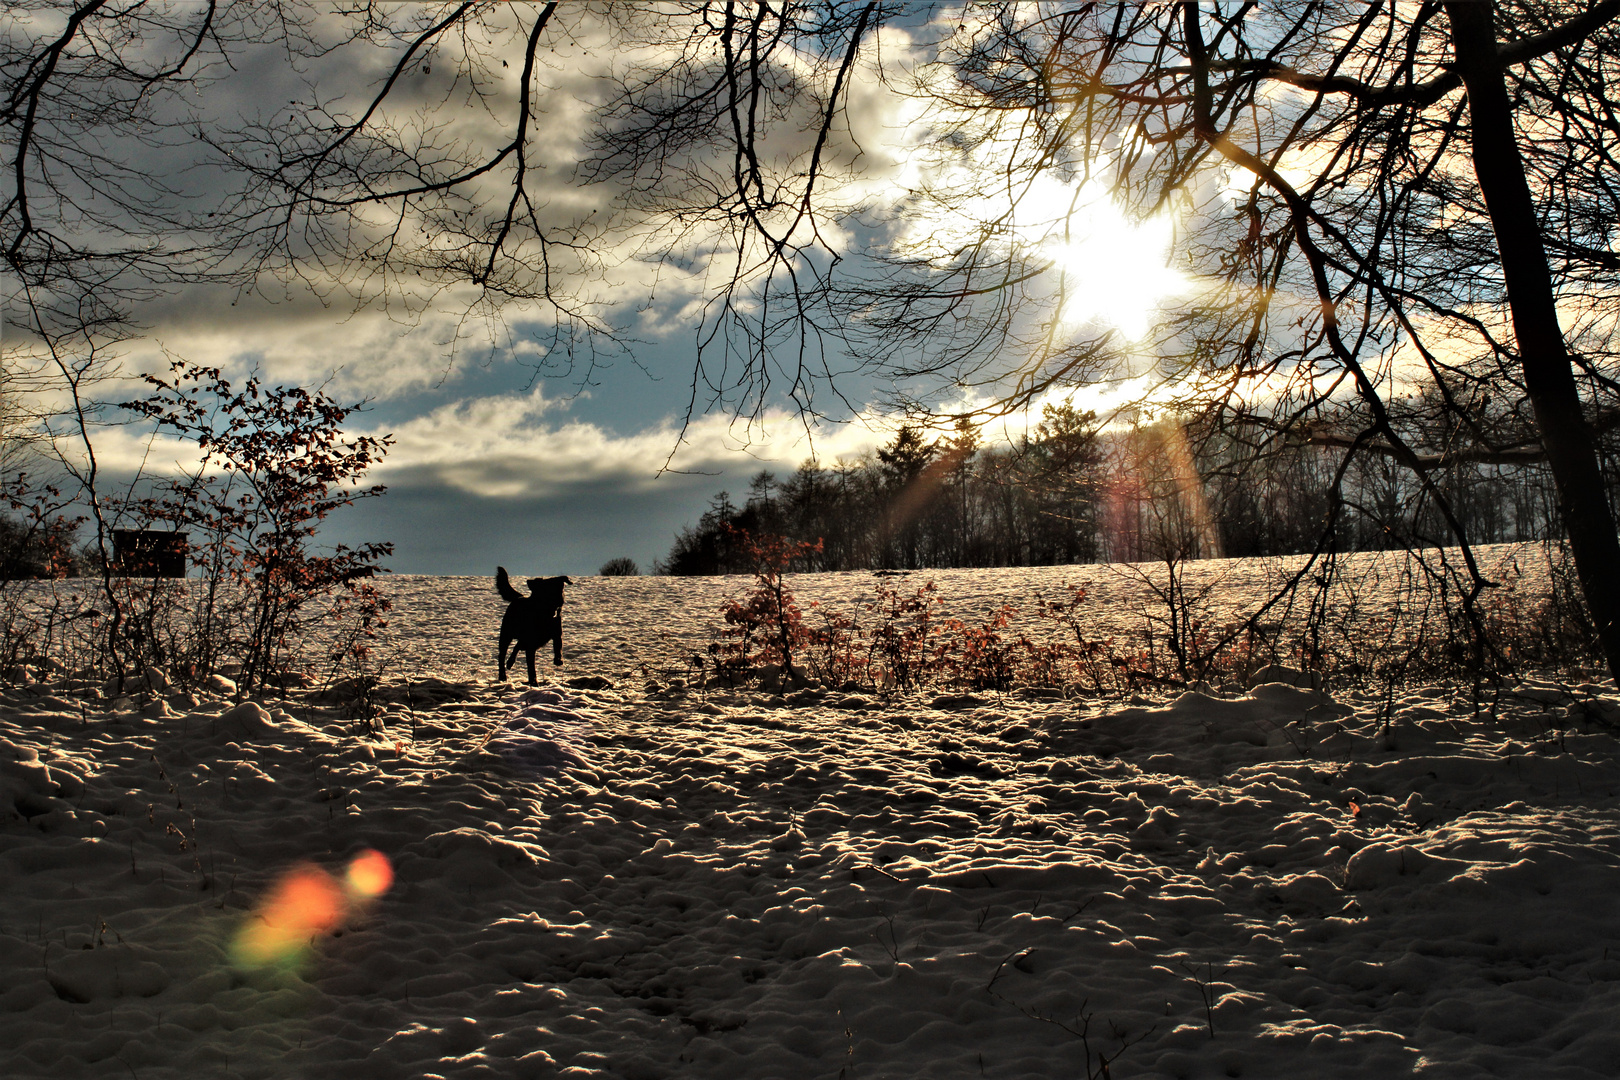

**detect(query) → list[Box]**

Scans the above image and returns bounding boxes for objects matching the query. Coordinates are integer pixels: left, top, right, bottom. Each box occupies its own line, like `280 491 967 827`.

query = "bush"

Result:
707 527 821 685
865 579 949 690
804 603 863 687
0 362 399 696
695 547 1600 701
950 603 1033 691
0 475 86 579
599 556 640 576
111 362 395 696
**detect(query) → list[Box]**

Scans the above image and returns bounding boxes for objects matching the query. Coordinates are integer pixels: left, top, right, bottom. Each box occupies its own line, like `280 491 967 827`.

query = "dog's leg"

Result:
553 622 564 666
498 637 512 681
526 648 538 686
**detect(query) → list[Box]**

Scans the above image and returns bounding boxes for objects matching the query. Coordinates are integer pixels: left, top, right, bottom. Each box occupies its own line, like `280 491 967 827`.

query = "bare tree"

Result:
7 1 236 668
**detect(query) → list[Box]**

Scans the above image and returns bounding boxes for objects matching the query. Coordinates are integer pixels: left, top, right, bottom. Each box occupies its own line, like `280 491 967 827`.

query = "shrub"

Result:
696 551 1601 702
949 603 1033 691
707 526 821 685
707 572 1121 696
0 503 85 579
865 579 949 690
599 556 640 576
804 603 864 687
99 361 396 696
0 474 96 679
1031 584 1118 691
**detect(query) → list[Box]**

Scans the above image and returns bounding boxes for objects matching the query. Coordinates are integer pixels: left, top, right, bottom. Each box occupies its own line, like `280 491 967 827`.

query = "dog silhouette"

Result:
496 567 571 685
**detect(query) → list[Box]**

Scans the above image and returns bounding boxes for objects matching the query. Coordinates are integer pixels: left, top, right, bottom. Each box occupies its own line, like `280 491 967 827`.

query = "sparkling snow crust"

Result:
4 564 1620 1079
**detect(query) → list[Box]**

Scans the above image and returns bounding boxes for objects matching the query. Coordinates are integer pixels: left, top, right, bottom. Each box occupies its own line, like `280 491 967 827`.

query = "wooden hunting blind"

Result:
112 530 188 577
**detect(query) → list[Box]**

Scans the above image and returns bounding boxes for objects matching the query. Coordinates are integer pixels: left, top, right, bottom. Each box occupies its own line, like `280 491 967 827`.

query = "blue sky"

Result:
116 294 897 576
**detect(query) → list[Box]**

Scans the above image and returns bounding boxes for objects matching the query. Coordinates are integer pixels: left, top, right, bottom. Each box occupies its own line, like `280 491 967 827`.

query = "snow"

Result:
4 559 1620 1079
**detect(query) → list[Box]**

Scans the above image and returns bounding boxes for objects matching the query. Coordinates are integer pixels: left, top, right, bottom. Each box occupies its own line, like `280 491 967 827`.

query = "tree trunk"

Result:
1447 2 1620 685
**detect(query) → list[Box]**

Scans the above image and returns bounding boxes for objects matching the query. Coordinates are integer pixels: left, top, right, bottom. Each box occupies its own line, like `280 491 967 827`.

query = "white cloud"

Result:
132 302 469 401
367 389 892 500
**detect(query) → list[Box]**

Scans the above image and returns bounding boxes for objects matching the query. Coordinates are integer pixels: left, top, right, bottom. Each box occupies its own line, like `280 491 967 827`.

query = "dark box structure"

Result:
112 530 189 578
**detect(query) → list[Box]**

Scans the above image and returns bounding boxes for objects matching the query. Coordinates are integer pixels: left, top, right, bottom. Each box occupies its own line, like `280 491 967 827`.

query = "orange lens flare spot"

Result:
232 864 345 969
263 865 345 933
345 849 393 898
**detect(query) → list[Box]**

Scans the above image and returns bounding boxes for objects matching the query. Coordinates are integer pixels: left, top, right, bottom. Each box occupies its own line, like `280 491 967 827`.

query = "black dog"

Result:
496 567 571 685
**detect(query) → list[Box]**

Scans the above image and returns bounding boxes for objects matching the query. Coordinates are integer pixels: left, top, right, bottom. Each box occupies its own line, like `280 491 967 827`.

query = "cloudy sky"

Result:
5 4 1194 577
118 283 899 577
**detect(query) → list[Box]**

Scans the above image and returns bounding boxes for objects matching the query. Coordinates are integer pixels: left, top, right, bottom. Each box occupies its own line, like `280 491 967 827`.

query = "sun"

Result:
1036 185 1187 341
899 162 1188 342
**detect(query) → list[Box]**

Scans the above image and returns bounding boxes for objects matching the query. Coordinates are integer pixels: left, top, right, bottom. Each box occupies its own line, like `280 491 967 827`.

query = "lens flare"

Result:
345 849 393 898
231 864 344 969
232 850 393 971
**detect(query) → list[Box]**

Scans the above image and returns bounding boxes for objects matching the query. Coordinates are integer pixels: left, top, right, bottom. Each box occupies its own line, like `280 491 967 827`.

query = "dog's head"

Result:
530 575 570 611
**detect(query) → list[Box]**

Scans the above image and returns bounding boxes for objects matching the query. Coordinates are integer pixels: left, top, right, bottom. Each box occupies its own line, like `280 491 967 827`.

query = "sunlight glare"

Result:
905 161 1188 341
1043 194 1186 340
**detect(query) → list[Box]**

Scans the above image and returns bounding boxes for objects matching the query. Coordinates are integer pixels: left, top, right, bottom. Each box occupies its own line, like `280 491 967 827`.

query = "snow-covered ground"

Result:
5 557 1620 1079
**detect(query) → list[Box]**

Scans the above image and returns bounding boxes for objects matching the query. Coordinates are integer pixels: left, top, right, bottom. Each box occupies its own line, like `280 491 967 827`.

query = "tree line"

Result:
657 399 1572 576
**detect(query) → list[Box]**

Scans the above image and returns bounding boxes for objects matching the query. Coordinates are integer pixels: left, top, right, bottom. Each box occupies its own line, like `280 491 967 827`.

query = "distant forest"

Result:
656 402 1570 575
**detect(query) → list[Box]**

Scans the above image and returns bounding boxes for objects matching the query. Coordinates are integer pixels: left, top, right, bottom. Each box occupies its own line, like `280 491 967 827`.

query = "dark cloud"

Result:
320 463 736 577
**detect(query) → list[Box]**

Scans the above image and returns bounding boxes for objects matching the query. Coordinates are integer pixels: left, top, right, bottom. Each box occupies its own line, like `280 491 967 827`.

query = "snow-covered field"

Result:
6 555 1620 1079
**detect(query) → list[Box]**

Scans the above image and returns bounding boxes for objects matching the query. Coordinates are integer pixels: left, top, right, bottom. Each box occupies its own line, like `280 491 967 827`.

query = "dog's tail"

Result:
495 566 526 603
